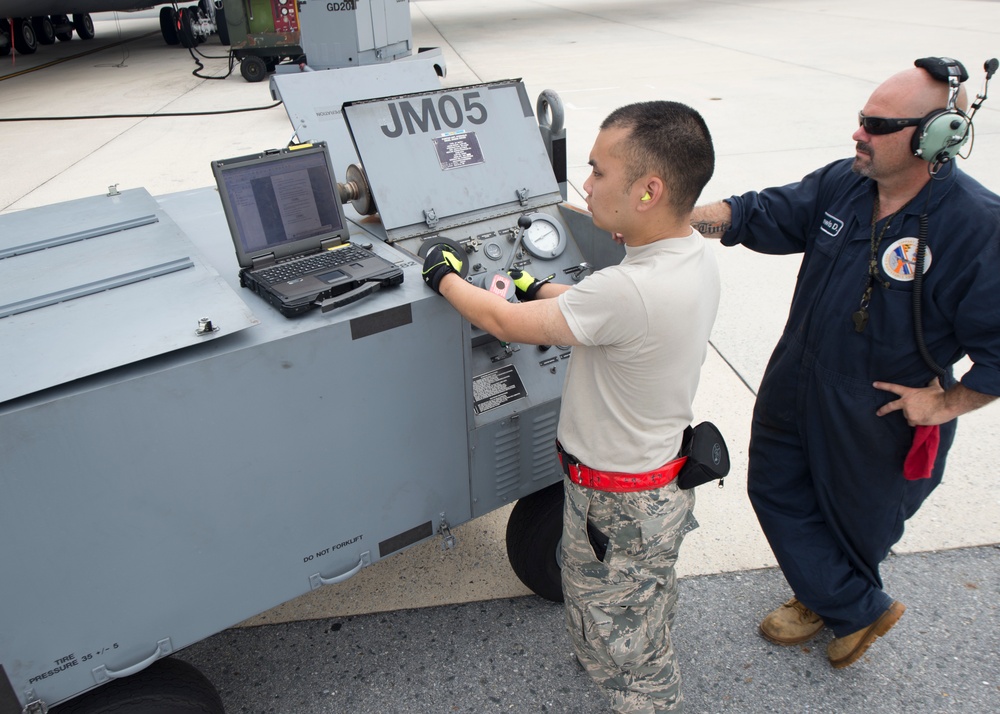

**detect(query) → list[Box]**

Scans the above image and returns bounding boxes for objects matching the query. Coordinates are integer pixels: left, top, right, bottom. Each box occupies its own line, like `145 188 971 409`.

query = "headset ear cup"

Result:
912 109 971 162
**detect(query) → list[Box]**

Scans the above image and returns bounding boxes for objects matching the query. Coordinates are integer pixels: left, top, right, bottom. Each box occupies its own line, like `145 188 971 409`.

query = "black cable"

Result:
0 101 282 122
187 44 235 80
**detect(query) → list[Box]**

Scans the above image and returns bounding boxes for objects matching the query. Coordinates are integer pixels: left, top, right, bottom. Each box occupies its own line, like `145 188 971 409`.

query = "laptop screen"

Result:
213 143 348 268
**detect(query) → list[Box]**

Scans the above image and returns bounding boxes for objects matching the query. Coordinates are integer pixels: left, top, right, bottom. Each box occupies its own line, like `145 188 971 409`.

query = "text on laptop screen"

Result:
222 150 344 254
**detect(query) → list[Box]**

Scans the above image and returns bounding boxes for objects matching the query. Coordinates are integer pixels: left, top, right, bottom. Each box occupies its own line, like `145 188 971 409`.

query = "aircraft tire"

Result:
160 7 179 46
176 8 197 49
506 482 565 603
216 4 230 45
72 14 95 41
13 18 38 55
32 16 56 45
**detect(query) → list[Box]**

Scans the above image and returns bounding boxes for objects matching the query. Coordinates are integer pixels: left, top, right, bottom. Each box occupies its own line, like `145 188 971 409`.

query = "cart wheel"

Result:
240 55 268 82
51 657 223 714
159 6 179 45
72 13 95 40
506 482 565 602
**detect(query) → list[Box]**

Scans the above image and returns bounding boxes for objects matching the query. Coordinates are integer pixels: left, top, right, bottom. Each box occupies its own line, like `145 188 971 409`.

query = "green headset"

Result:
911 57 971 164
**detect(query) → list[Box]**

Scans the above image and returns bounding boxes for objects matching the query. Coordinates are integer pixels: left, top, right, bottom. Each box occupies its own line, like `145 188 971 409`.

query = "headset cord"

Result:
912 172 948 380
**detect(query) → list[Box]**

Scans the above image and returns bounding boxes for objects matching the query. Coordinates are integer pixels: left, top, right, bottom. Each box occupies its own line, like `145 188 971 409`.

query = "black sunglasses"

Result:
858 111 923 135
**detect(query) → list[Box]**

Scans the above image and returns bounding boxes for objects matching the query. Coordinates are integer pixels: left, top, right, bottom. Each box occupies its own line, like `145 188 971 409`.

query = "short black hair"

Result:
601 101 715 214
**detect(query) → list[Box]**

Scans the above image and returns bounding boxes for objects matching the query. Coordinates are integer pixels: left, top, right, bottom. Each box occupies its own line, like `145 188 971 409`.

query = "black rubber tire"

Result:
13 18 38 54
159 6 179 45
32 16 56 45
0 26 10 57
52 15 73 42
51 657 224 714
176 8 196 49
506 482 565 602
240 54 268 82
73 13 95 40
215 3 230 45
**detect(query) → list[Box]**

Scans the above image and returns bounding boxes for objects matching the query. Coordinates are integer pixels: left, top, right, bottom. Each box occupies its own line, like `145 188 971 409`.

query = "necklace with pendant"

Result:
852 195 910 333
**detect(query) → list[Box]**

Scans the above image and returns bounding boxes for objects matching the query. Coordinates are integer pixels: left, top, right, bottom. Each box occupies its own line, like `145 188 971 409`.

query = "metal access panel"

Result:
0 186 472 711
269 48 447 204
343 80 562 241
298 0 412 70
0 188 257 403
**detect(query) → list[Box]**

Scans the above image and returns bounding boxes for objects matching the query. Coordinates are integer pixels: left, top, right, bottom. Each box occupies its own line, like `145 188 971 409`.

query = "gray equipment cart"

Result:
0 79 617 713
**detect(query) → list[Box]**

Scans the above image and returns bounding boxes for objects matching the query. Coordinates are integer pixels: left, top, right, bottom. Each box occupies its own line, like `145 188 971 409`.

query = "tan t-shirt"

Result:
556 230 720 472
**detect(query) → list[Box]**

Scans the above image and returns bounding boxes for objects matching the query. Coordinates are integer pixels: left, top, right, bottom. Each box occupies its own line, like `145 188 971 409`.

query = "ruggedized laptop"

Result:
212 142 402 317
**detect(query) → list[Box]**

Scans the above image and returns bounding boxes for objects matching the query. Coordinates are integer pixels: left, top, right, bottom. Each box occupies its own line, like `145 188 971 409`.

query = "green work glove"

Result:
508 268 554 301
422 244 464 294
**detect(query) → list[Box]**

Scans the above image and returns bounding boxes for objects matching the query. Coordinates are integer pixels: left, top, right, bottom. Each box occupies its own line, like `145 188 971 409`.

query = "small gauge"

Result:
521 214 567 259
483 242 503 261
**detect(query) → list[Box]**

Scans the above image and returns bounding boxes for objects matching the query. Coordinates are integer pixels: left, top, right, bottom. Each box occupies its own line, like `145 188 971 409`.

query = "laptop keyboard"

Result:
257 245 373 284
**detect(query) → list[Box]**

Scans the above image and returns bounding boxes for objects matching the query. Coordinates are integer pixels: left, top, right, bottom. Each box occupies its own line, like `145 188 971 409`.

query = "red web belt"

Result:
556 441 687 493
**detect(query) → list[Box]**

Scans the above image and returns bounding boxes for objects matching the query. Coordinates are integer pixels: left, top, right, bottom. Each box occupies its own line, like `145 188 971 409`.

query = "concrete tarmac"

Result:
2 1 999 712
179 546 1000 713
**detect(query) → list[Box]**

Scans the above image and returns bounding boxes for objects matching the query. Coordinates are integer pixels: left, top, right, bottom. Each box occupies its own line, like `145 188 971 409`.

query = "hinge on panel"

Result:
107 184 120 197
437 513 456 550
424 208 439 228
22 689 49 714
516 188 529 206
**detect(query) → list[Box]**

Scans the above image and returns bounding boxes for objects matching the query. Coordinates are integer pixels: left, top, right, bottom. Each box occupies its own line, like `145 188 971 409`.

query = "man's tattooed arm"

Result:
690 201 733 238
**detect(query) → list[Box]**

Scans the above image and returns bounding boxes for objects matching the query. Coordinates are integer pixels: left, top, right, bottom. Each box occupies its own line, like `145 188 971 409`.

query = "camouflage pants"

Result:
562 476 698 713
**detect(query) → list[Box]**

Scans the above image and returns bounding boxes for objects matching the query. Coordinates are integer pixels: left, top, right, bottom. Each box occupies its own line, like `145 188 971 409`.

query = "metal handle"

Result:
91 638 172 683
536 90 565 135
309 551 371 590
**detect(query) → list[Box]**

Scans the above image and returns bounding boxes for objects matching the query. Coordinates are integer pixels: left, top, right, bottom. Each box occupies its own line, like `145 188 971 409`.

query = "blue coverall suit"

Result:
722 159 1000 636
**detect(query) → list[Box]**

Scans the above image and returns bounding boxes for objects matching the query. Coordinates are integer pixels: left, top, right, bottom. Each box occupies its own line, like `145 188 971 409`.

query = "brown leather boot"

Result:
827 600 906 669
759 597 825 645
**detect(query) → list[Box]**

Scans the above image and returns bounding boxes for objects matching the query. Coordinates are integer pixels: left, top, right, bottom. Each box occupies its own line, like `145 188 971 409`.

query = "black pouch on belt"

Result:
676 421 730 489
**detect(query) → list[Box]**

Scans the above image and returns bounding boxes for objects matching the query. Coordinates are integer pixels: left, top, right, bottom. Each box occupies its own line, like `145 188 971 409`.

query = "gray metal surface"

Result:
343 80 561 240
269 48 446 216
0 188 257 403
0 76 606 712
178 545 1000 713
298 0 412 71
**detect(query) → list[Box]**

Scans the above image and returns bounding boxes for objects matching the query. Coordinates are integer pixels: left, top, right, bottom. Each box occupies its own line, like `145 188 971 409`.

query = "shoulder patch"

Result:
820 212 844 237
882 237 932 282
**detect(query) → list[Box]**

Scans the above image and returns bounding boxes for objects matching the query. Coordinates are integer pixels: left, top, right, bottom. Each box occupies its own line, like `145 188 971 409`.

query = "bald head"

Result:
869 67 968 118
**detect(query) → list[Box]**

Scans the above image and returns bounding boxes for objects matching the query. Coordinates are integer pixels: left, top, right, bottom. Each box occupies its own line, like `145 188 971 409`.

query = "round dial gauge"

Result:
483 242 503 260
521 214 567 259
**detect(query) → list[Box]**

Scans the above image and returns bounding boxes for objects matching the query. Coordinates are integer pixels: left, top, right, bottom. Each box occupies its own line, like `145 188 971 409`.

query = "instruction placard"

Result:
473 364 526 414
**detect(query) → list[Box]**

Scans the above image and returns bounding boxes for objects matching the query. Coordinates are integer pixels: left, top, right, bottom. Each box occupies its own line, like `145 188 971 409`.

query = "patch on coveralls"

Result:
882 237 932 282
820 212 844 236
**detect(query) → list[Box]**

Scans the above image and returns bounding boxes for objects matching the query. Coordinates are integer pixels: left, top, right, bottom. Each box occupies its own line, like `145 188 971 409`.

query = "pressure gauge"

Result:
521 213 567 260
483 242 503 261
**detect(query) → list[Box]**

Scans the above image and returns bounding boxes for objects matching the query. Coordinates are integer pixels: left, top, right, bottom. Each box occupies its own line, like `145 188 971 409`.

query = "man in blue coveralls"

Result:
690 58 1000 668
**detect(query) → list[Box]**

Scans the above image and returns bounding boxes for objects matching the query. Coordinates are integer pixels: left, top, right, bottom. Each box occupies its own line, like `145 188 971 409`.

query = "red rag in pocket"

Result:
903 424 940 480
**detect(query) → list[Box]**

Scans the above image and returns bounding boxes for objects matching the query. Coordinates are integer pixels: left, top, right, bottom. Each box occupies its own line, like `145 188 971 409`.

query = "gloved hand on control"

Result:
422 244 464 294
508 268 554 301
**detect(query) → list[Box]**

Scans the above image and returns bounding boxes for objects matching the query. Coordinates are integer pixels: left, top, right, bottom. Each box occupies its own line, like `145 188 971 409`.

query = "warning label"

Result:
433 131 485 171
473 365 526 414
